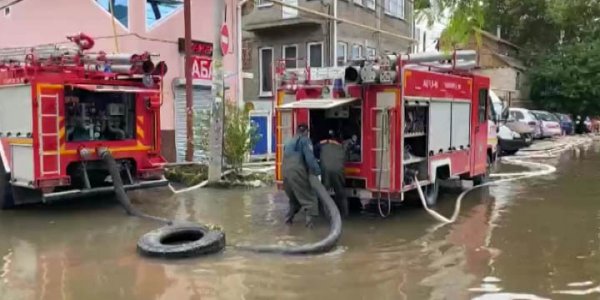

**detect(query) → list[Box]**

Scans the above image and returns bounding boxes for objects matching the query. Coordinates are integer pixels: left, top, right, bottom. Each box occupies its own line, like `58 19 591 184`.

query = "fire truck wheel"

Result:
473 155 492 186
423 179 440 207
137 222 226 258
0 168 14 209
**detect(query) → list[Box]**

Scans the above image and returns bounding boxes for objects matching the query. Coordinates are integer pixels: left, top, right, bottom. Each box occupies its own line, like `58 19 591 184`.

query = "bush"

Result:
223 102 260 172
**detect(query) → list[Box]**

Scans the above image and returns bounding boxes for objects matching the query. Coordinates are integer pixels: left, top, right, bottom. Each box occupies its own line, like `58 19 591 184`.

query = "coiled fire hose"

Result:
100 148 342 257
376 108 392 218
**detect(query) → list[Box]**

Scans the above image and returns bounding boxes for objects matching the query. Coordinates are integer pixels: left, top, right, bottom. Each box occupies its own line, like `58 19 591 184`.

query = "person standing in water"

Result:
282 124 321 228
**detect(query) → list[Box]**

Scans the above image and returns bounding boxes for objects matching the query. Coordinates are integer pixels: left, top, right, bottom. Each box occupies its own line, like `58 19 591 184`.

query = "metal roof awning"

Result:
277 98 358 110
70 84 159 93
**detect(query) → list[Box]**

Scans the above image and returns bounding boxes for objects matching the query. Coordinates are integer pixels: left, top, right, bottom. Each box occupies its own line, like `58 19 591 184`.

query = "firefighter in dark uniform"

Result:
282 124 321 228
316 129 349 217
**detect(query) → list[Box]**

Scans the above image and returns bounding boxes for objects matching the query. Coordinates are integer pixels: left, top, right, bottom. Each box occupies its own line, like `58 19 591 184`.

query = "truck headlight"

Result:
512 131 521 138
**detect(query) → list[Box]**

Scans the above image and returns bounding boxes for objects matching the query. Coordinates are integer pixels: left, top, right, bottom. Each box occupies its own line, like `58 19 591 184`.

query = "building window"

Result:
307 42 324 67
258 0 273 7
259 47 274 97
516 71 521 89
146 0 183 29
353 0 363 6
366 47 376 58
4 6 10 17
337 42 348 66
385 0 404 19
351 44 362 59
365 0 376 10
95 0 129 28
283 45 298 69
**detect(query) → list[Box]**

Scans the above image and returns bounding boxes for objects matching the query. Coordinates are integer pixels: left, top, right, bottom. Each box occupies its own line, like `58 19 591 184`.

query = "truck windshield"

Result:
65 87 136 142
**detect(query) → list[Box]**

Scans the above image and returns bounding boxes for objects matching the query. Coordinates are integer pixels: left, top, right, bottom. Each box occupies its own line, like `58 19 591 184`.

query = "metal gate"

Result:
174 85 213 162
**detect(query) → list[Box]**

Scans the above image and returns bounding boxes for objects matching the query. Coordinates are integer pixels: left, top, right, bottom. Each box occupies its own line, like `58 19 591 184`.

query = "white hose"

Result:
416 136 592 225
168 166 276 194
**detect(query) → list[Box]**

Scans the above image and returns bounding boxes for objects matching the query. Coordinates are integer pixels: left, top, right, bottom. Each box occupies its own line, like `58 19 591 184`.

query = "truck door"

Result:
471 77 490 175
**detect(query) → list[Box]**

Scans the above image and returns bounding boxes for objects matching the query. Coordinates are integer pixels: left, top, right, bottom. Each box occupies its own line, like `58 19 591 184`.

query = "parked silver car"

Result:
508 107 542 139
530 110 562 138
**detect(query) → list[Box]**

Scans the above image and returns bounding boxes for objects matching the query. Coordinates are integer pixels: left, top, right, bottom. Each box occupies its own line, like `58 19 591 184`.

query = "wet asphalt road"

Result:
1 140 600 299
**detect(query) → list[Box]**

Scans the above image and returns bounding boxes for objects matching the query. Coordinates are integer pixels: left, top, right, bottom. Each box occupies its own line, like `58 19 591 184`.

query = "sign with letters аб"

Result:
191 56 212 80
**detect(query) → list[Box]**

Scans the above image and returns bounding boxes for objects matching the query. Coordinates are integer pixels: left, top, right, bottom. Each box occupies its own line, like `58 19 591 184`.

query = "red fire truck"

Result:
274 50 492 208
0 33 168 208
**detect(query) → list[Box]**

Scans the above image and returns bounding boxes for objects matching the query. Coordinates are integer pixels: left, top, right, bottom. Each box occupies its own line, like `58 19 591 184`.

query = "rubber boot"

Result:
305 215 314 229
285 208 299 225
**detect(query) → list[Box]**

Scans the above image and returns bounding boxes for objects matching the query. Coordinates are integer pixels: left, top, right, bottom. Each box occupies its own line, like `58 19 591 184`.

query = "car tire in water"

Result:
137 223 226 258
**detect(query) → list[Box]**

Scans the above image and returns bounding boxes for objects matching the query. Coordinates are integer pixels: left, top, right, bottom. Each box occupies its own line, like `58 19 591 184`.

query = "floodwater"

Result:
2 143 600 299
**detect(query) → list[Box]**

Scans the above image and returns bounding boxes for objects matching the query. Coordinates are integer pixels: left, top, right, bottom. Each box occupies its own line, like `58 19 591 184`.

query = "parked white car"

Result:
509 108 542 139
530 110 562 138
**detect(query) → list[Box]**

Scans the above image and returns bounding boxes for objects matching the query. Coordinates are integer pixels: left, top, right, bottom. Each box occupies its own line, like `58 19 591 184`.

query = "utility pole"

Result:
208 0 225 182
184 0 194 162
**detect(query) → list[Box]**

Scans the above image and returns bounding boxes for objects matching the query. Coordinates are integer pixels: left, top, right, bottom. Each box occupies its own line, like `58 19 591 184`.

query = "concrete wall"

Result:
0 0 240 161
475 67 530 107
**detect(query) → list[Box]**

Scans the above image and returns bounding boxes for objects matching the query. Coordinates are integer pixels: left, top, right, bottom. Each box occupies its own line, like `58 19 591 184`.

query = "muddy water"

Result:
1 144 600 299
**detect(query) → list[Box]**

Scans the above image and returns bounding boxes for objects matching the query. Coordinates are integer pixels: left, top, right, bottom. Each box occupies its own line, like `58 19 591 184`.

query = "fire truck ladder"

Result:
38 93 61 177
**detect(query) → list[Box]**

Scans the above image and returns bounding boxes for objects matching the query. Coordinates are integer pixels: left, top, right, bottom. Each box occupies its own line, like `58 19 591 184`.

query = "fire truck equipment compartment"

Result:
65 87 136 142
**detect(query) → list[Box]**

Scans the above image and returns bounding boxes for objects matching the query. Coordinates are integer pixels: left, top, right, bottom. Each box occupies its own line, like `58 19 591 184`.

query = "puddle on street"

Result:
1 144 600 299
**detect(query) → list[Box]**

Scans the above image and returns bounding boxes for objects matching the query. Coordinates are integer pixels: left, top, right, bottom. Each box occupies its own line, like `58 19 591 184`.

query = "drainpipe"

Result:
237 0 249 106
184 0 194 162
333 0 338 67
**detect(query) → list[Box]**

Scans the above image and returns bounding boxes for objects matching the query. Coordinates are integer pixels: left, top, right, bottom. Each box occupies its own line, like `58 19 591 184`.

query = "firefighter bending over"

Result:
282 124 321 228
316 130 349 217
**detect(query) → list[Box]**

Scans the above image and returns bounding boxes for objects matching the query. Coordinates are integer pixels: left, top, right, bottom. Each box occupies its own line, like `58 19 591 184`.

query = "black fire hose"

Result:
99 149 173 225
234 175 343 255
101 149 342 257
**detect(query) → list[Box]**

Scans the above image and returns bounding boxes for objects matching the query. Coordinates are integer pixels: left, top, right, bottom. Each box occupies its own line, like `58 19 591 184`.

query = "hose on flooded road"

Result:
234 174 342 255
416 136 592 226
99 149 173 225
102 152 341 257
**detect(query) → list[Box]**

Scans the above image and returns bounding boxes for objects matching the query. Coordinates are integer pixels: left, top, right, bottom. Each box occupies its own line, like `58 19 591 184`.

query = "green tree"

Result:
529 39 600 115
223 102 260 172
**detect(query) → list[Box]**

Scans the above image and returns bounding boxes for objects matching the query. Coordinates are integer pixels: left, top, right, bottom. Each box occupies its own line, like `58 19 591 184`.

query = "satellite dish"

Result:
241 0 255 16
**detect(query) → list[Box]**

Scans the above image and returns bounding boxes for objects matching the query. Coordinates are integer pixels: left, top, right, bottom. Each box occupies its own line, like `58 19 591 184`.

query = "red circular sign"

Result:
220 24 229 56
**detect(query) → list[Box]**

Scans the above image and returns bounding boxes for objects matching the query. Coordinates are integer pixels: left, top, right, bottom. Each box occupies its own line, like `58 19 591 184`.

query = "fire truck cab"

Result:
274 50 492 208
0 34 168 208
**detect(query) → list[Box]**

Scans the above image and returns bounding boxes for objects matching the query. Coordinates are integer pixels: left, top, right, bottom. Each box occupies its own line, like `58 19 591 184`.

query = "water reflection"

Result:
0 144 599 299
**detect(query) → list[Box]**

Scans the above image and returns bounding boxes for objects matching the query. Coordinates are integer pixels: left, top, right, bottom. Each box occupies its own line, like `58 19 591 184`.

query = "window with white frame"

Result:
337 42 348 66
259 47 274 96
258 0 272 7
367 47 376 58
307 42 323 67
365 0 375 10
283 45 298 69
385 0 405 19
146 0 183 29
95 0 129 28
351 44 362 59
